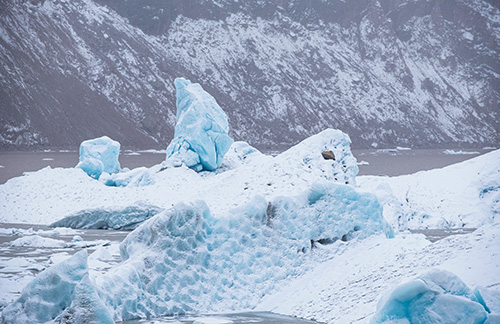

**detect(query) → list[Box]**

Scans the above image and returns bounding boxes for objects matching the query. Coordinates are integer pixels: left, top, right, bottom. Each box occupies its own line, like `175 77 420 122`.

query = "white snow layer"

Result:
357 149 500 230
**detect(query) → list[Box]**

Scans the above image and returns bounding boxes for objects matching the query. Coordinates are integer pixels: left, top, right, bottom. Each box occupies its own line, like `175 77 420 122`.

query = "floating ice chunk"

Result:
51 203 163 230
77 136 121 179
9 235 67 248
443 149 480 155
166 78 233 172
1 250 88 324
56 274 114 324
371 269 488 324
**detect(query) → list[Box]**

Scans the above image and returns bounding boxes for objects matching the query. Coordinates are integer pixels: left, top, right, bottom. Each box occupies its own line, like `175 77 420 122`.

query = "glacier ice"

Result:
94 183 391 321
76 136 121 179
56 274 114 324
50 202 164 230
1 250 88 324
1 250 114 324
165 77 233 172
371 269 491 324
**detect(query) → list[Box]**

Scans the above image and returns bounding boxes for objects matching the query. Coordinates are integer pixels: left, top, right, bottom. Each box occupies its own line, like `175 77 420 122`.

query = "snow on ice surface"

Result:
357 149 500 230
165 77 233 172
76 136 121 179
371 269 493 324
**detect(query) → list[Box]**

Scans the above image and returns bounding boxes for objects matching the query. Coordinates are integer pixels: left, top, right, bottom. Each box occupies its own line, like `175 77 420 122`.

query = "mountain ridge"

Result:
0 0 498 150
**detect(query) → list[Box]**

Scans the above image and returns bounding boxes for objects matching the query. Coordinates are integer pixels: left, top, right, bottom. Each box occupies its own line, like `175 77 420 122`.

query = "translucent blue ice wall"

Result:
371 269 489 324
96 183 393 321
76 136 121 179
166 78 233 171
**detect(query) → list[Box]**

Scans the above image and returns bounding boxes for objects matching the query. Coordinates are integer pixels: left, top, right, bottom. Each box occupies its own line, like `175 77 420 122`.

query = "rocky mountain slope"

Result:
0 0 499 150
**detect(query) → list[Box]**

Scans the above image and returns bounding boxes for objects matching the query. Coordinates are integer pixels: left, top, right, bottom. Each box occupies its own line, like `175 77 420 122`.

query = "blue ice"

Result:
76 136 121 179
371 269 495 324
1 250 112 324
165 78 233 172
94 183 392 321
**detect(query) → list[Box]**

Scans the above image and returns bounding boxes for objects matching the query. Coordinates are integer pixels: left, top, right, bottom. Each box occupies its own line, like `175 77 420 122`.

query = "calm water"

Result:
0 148 493 184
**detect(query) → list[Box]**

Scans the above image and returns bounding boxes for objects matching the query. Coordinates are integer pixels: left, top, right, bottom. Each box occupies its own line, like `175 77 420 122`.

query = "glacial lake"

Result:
0 148 494 184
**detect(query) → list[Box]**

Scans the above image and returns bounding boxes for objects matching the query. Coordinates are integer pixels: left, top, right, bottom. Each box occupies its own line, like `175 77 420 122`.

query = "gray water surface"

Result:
0 148 493 184
119 312 320 324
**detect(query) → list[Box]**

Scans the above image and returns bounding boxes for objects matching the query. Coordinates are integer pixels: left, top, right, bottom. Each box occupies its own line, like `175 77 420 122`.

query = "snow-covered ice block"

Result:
371 269 489 324
95 183 392 321
219 141 263 170
77 136 121 179
1 250 88 324
51 203 164 230
166 78 233 172
99 167 154 187
275 128 358 186
9 235 67 248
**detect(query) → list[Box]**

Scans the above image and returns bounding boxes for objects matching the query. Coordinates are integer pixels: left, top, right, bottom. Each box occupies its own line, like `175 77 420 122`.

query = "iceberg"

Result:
50 203 164 230
1 250 114 324
95 183 391 321
371 269 490 324
76 136 121 179
165 78 233 172
1 250 88 324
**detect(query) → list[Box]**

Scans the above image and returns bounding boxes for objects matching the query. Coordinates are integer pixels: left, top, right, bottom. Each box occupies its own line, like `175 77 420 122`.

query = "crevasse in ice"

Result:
165 78 233 172
370 269 497 324
76 136 121 179
95 182 391 321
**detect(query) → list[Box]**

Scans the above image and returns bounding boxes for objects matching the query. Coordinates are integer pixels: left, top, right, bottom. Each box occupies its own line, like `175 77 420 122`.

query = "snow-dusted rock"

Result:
371 269 489 324
165 78 233 172
76 136 121 179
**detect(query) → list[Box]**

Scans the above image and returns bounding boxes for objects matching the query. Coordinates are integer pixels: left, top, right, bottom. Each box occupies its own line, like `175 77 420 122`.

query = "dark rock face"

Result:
0 0 498 150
